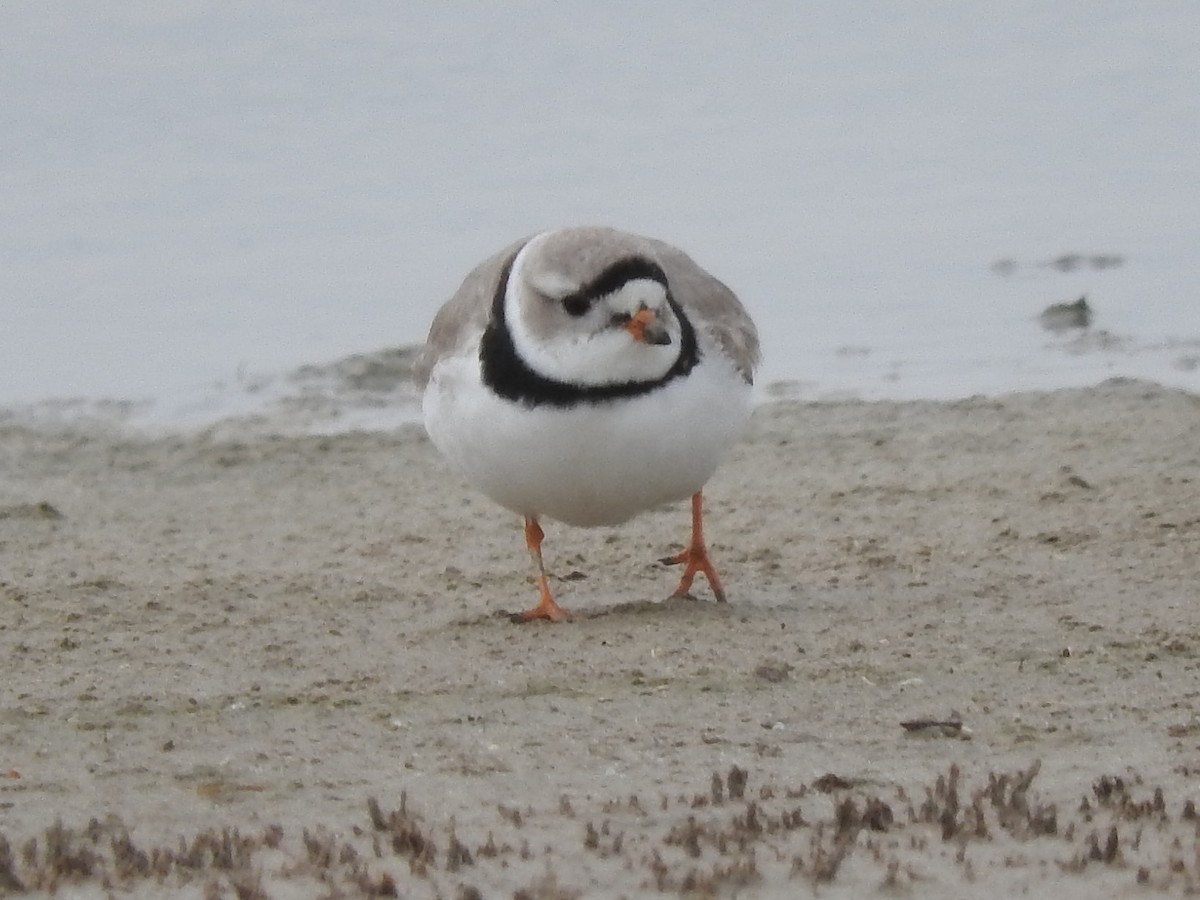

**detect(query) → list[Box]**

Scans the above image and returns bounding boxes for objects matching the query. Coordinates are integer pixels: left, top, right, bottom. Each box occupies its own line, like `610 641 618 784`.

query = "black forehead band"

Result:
560 256 669 308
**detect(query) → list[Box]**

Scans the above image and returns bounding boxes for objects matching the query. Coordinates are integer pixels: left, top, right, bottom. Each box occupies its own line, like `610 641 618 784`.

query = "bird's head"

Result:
507 231 683 386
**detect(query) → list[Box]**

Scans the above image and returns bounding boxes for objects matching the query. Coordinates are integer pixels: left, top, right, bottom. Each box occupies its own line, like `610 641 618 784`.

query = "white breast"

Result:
422 339 752 527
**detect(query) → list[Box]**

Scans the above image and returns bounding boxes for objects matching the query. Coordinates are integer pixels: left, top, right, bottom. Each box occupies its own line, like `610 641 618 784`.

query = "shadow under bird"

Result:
414 226 760 621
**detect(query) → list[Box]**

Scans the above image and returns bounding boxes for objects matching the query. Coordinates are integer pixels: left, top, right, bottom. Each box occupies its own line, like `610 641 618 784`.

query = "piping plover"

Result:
415 226 760 621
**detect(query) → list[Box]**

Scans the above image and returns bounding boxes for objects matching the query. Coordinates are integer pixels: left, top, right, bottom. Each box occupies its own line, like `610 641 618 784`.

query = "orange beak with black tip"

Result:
625 308 672 345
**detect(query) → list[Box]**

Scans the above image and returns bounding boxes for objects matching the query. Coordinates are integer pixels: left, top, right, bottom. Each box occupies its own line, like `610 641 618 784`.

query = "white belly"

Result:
422 345 751 527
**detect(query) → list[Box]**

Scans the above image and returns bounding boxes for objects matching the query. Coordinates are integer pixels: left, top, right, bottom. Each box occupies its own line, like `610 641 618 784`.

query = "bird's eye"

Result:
561 294 590 317
610 312 631 327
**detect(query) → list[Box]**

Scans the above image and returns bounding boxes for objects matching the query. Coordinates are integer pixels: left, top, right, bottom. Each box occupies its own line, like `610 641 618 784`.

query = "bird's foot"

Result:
660 544 727 603
510 575 571 623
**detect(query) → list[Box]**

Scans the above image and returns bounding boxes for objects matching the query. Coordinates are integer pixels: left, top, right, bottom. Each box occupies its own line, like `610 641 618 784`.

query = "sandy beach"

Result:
2 376 1199 897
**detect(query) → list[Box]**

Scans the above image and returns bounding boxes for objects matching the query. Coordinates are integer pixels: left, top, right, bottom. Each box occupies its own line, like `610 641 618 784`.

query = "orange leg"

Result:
513 516 569 622
660 491 727 602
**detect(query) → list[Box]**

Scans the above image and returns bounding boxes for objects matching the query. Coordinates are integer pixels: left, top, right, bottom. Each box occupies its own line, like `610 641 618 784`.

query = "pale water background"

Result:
3 3 1199 431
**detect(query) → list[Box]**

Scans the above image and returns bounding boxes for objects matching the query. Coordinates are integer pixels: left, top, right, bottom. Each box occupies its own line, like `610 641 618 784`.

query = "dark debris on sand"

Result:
1 762 1198 897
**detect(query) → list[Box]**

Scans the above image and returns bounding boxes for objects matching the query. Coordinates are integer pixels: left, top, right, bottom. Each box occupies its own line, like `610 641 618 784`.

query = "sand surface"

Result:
2 378 1199 897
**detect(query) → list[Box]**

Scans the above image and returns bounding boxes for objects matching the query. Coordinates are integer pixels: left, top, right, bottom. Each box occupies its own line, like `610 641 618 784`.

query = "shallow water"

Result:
3 3 1198 429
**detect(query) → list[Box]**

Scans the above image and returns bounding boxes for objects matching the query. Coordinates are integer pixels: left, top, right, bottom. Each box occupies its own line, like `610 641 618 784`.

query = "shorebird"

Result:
415 227 759 621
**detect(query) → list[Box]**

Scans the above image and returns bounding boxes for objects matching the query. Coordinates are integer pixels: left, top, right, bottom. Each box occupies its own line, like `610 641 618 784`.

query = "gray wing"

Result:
412 235 531 389
648 238 761 384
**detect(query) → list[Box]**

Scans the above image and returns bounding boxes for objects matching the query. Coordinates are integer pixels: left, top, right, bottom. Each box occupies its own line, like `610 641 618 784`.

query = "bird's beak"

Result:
625 308 672 346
